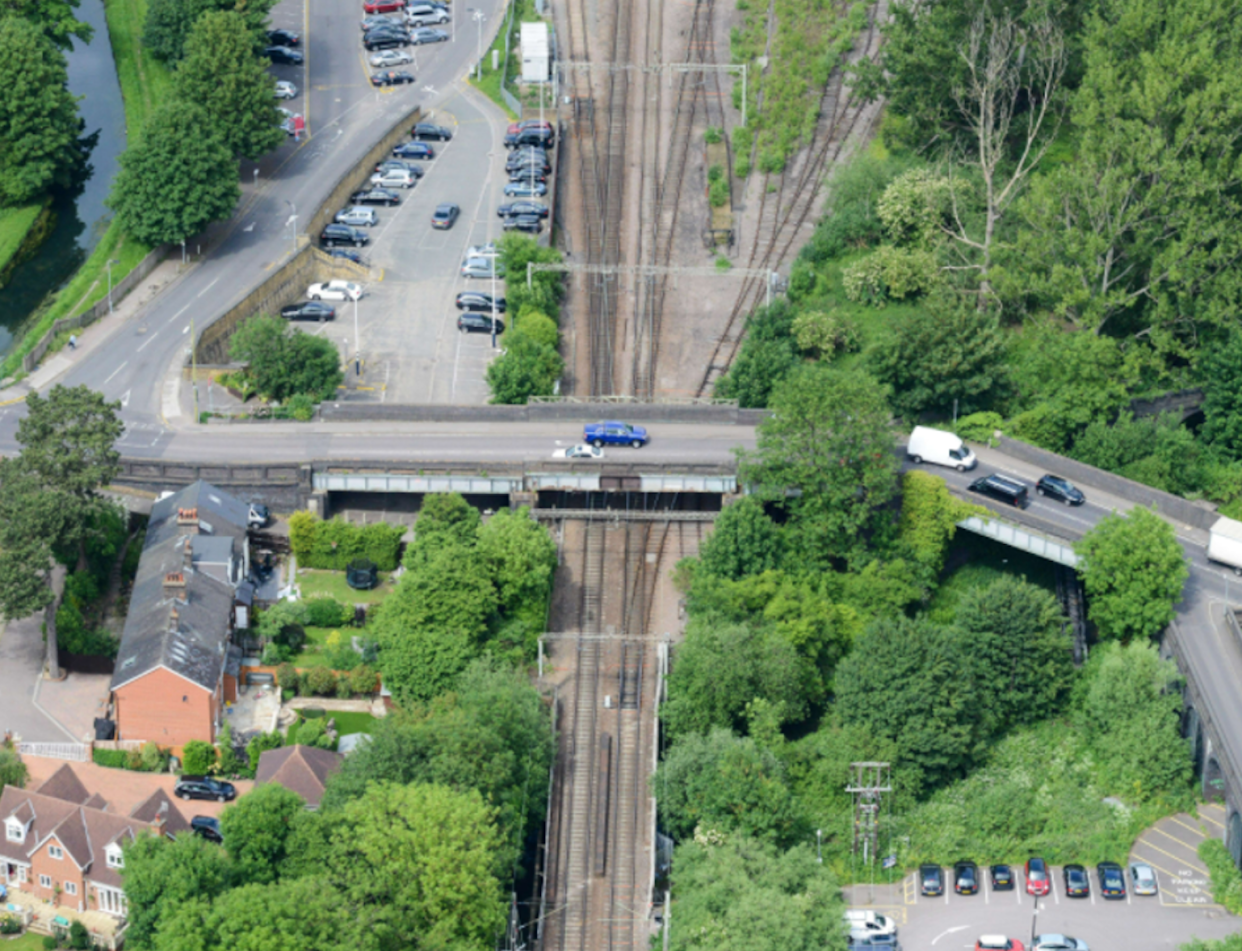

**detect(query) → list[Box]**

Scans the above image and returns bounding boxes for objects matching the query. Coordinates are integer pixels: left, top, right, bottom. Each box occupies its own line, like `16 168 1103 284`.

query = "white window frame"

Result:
17 865 28 883
38 874 52 889
64 881 77 896
105 845 123 870
48 844 63 860
4 818 24 843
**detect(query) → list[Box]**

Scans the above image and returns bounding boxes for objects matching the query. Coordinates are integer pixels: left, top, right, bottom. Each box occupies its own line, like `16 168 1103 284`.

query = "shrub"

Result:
0 748 28 788
735 156 751 178
92 749 128 769
181 740 217 776
297 671 312 696
705 126 724 145
512 312 559 350
955 411 1004 445
707 163 724 182
708 177 730 208
287 513 405 571
125 751 143 771
277 663 299 692
42 936 57 950
294 717 325 747
246 730 284 774
1201 838 1242 915
306 597 351 628
335 676 353 699
0 912 21 934
348 664 377 696
69 920 90 950
287 392 315 421
307 666 337 696
140 741 165 773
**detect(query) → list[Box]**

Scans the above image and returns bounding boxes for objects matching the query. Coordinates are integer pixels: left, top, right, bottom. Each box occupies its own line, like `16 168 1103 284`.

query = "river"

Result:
0 0 128 356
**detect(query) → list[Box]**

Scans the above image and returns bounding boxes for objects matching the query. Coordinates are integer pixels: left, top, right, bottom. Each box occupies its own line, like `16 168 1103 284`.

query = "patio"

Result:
1 884 127 950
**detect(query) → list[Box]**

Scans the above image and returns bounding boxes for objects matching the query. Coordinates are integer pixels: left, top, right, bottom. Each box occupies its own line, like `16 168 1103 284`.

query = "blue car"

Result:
584 421 648 448
503 180 547 197
394 141 435 159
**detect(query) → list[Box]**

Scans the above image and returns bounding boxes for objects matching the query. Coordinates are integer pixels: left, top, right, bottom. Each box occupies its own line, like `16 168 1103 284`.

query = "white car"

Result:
1033 936 1089 951
274 80 298 99
307 280 362 302
369 49 414 67
555 444 604 461
466 242 497 258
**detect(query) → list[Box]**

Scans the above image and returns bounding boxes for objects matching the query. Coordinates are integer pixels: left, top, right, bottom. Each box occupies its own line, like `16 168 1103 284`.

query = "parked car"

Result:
844 910 898 939
584 421 648 448
335 206 379 227
989 865 1015 891
1096 862 1125 900
461 256 504 279
247 504 270 528
976 939 1023 951
954 861 979 895
1036 474 1085 505
919 864 944 897
906 425 977 471
969 473 1030 509
411 122 453 140
458 313 505 334
274 80 298 99
1032 936 1088 951
371 70 416 86
350 187 401 206
280 301 336 322
370 48 414 67
849 938 898 951
506 147 551 166
498 200 548 218
308 280 362 301
502 213 542 233
505 128 554 149
394 141 435 159
375 159 424 178
267 28 300 46
175 777 236 802
328 247 367 265
264 45 303 65
405 3 450 25
555 444 603 460
456 291 506 313
410 27 449 43
1129 862 1159 896
320 223 369 248
506 118 554 135
190 816 223 843
503 180 548 197
363 0 406 12
465 241 496 258
276 107 301 136
364 30 409 50
361 13 401 31
1064 864 1089 898
1025 858 1051 896
371 168 417 188
508 167 549 184
431 203 460 229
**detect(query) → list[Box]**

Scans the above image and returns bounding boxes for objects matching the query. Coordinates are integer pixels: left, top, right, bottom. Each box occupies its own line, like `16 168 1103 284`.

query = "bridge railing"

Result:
956 514 1080 567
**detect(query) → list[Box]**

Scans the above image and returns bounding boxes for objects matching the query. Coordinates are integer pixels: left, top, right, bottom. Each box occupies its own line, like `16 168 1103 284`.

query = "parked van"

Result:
968 473 1030 509
906 426 977 471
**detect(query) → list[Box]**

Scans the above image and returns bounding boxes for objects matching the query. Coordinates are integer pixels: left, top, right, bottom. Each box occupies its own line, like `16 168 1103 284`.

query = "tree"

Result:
0 0 92 49
498 233 565 319
228 316 343 401
475 506 557 624
486 335 563 404
1201 330 1242 457
1075 505 1187 641
668 836 843 951
121 832 233 949
869 299 1008 418
143 0 212 62
739 365 899 566
714 301 799 409
0 17 83 205
410 492 480 556
898 470 981 578
511 311 558 349
655 728 804 845
697 497 783 581
0 748 28 788
109 101 240 246
175 11 283 160
180 740 217 776
219 783 305 885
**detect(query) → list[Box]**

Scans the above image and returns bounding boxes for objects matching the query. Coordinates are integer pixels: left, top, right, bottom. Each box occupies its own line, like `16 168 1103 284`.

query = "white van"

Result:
906 425 977 471
844 910 897 938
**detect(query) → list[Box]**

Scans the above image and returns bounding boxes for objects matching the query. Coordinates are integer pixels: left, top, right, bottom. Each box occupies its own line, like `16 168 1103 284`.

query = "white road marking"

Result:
931 926 968 945
119 389 130 409
136 330 160 352
103 362 128 385
172 302 192 320
182 324 190 334
196 276 220 298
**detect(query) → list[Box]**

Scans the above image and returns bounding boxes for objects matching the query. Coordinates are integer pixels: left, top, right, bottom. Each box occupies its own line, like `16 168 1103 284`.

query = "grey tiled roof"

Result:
255 745 344 809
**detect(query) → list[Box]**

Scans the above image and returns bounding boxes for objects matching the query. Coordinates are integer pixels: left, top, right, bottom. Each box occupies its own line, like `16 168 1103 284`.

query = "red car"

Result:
505 119 554 136
1025 858 1051 896
363 0 406 12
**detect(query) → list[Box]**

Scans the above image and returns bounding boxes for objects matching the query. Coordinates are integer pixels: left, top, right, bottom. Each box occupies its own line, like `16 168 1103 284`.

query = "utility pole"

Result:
191 316 199 422
846 762 891 866
106 258 120 314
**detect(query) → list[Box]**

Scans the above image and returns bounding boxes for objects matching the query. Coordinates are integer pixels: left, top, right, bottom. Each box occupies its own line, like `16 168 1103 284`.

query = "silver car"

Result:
335 206 379 227
1033 936 1088 951
410 27 449 44
1128 862 1158 896
274 80 298 99
460 256 504 279
369 49 414 67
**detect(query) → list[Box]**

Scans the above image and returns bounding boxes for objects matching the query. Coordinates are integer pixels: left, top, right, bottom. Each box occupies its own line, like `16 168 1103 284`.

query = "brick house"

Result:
254 745 344 810
109 482 254 748
0 765 185 917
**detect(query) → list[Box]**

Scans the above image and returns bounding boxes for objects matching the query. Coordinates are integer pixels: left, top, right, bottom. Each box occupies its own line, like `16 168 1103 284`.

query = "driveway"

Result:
0 585 81 743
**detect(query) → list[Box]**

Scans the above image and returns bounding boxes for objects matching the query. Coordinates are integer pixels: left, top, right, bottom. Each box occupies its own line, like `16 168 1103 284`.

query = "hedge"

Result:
288 512 404 570
1200 838 1242 914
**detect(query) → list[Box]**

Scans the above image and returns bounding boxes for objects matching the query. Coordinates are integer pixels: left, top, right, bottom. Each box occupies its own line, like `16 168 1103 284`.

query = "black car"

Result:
411 122 453 140
350 187 401 206
919 863 944 897
498 200 549 219
364 30 409 50
431 203 460 229
190 816 223 843
1097 862 1126 900
281 301 336 322
506 156 552 175
1064 863 1090 898
267 29 300 46
954 861 979 895
990 864 1015 891
174 777 237 802
502 213 542 233
264 45 304 65
458 313 505 334
371 70 416 86
375 159 424 178
456 291 506 313
320 223 370 248
969 473 1030 509
394 141 435 159
508 167 548 183
505 128 554 149
506 147 550 165
328 247 367 265
1036 474 1085 505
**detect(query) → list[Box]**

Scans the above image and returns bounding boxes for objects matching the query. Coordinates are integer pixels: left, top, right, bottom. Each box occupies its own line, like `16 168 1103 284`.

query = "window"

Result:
105 845 123 869
39 874 52 889
48 845 63 860
4 818 24 843
64 881 77 896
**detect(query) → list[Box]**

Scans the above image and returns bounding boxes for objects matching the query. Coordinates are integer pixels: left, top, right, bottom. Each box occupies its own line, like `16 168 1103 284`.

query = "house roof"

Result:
129 789 189 836
111 481 250 693
35 764 91 805
255 745 344 809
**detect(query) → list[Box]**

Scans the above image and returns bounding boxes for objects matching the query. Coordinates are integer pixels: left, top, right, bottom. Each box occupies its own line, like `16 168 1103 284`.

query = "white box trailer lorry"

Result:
906 426 978 472
1209 516 1242 572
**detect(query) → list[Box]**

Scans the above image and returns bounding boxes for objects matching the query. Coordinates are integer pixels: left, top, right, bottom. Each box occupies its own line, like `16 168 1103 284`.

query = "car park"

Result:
372 168 417 188
364 30 410 50
969 473 1030 509
1129 862 1158 896
1096 862 1125 899
1064 864 1089 898
1032 936 1088 951
394 141 435 159
410 27 449 43
371 70 416 86
977 938 1023 951
265 45 303 64
375 159 424 178
308 280 363 301
335 206 379 227
498 200 548 218
461 256 504 279
431 203 460 229
274 80 298 99
280 301 337 322
920 864 944 897
190 816 223 843
502 214 543 234
364 0 406 12
504 180 548 197
990 864 1015 890
1025 858 1051 896
456 291 505 312
458 313 505 334
844 910 898 939
175 777 236 802
1036 474 1085 505
320 223 370 247
350 187 401 206
954 861 979 895
555 444 604 460
370 48 414 67
267 28 300 46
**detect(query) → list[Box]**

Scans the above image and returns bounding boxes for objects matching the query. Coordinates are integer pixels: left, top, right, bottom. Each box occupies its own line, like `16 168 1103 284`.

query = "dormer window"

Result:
5 817 25 843
106 844 123 869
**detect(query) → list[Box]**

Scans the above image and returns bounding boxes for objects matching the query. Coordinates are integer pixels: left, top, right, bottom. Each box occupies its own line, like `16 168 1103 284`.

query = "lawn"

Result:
104 0 175 137
0 202 46 282
1 934 48 951
296 568 394 605
289 625 374 669
296 707 379 736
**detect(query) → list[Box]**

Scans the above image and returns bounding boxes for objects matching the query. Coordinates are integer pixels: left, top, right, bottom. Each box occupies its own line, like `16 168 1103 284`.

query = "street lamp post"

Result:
353 287 361 376
472 11 486 81
106 258 120 314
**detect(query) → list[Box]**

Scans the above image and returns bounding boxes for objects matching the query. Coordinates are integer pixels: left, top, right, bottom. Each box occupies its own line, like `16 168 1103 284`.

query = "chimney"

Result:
153 801 168 838
169 604 180 626
163 572 186 596
176 507 200 534
183 537 194 572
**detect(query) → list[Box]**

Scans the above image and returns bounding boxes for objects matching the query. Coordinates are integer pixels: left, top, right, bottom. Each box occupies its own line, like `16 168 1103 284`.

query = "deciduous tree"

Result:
476 506 557 623
228 316 343 401
219 783 306 885
0 0 92 49
486 335 563 404
121 833 233 949
697 496 783 581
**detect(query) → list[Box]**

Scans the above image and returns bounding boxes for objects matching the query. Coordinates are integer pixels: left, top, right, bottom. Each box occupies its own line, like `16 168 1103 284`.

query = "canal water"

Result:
0 0 128 355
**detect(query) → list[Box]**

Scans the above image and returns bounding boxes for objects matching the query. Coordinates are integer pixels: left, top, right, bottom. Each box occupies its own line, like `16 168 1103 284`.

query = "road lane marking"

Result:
196 276 220 298
103 362 128 385
136 330 161 352
931 926 968 946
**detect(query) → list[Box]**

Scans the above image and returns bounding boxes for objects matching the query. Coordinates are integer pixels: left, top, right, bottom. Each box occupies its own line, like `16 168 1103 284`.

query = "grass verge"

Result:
468 0 532 120
0 203 47 283
295 568 393 605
